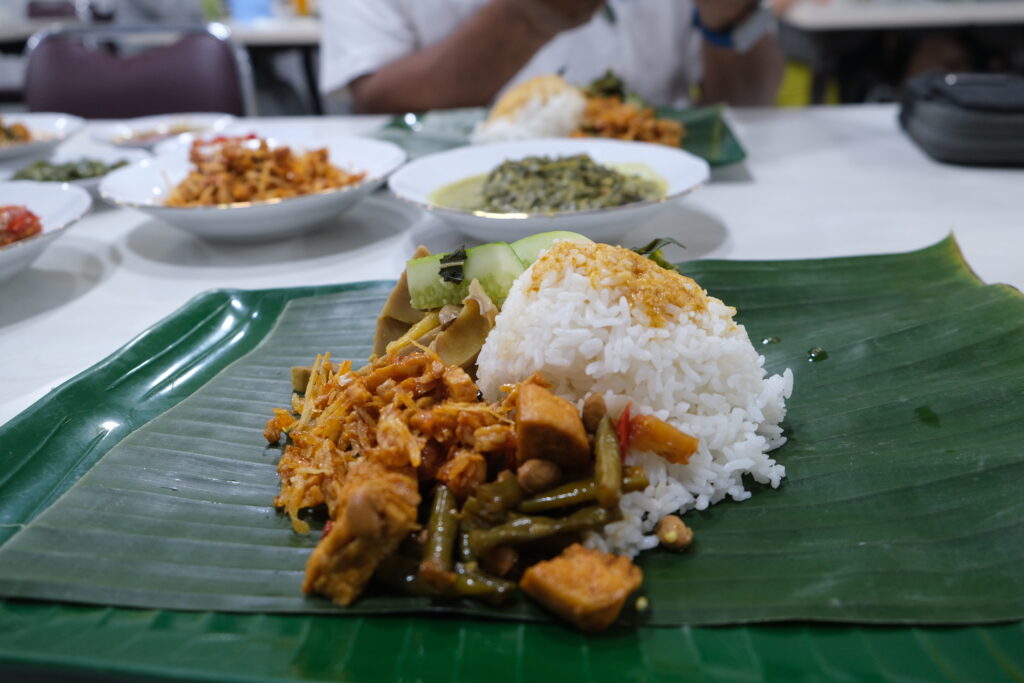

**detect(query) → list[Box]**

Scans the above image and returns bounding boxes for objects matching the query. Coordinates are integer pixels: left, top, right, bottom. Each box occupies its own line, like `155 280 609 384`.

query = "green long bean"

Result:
419 485 458 588
450 566 516 606
375 555 437 597
468 505 619 556
459 473 525 562
518 467 648 514
594 415 623 509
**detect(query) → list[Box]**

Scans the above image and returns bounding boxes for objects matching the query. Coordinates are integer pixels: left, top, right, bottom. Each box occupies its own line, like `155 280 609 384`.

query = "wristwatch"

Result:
692 1 776 54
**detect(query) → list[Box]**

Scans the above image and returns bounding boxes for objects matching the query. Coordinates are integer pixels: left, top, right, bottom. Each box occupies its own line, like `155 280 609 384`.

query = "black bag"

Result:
899 72 1024 167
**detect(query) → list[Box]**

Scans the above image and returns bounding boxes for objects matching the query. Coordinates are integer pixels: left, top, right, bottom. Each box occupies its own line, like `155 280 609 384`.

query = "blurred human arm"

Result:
344 0 603 114
694 0 785 106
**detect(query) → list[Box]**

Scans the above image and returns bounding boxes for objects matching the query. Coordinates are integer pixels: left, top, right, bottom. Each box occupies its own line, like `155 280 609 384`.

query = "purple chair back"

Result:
26 1 77 19
24 27 252 118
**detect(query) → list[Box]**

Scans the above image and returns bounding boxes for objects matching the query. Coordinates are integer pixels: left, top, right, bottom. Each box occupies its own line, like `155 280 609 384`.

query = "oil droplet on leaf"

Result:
807 347 829 362
761 336 781 345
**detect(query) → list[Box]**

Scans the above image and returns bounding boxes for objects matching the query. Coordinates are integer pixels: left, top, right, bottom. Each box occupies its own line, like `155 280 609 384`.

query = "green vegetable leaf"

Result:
0 237 1021 631
438 245 467 284
631 237 686 273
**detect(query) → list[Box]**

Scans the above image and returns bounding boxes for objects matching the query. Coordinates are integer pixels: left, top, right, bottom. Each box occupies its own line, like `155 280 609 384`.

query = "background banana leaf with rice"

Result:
373 104 746 166
0 237 1022 680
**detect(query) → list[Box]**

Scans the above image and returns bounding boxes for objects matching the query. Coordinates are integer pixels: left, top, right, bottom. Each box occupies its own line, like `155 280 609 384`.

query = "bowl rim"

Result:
0 181 93 255
90 112 237 147
387 137 710 221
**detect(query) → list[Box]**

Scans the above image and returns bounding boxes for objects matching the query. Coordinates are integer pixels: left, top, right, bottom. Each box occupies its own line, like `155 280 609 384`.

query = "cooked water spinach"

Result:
479 154 663 213
14 158 129 182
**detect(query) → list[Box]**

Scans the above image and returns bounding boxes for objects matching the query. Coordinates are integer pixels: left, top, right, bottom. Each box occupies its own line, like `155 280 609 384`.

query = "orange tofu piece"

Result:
515 383 590 473
629 414 699 465
520 543 643 632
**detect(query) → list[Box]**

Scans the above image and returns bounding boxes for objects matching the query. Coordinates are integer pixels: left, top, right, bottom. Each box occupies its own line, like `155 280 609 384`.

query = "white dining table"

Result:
784 0 1024 31
0 104 1021 427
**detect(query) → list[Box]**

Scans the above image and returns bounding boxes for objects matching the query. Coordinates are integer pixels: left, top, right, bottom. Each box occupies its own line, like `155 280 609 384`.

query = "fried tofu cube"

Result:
520 543 643 632
515 383 590 473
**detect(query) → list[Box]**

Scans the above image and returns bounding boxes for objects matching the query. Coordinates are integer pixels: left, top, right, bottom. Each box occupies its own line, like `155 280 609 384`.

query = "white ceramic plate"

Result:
0 144 150 197
90 113 235 150
0 113 86 162
387 138 710 242
0 182 93 284
99 136 407 243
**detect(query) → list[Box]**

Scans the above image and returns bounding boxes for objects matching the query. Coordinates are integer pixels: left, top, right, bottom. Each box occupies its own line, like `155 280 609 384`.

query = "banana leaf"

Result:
373 105 746 166
0 237 1021 629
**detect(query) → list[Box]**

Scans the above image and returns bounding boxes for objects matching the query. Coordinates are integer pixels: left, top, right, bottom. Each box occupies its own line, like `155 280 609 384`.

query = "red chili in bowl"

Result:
0 205 42 247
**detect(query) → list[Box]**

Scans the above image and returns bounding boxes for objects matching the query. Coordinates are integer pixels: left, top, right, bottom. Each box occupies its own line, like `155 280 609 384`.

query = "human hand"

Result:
498 0 606 39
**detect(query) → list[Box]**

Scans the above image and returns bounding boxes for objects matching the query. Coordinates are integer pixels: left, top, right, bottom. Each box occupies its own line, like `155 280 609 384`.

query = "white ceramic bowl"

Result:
0 181 93 284
0 113 86 162
387 138 710 242
99 136 407 243
1 144 150 198
90 113 235 150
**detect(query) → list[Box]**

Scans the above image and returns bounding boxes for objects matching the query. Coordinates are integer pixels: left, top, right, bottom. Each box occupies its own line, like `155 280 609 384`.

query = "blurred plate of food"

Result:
374 73 746 166
150 120 341 159
388 137 709 242
99 134 407 243
1 143 150 198
0 113 86 162
90 112 235 150
0 181 93 284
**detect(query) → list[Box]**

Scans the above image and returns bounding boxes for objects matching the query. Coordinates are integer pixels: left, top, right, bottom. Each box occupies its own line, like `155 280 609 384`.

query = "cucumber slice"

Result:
406 253 463 311
464 242 525 305
407 242 526 310
510 231 592 265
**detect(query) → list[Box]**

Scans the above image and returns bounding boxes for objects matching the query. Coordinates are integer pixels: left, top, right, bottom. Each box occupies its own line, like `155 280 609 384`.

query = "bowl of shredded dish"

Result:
99 134 407 243
0 181 92 284
0 113 85 162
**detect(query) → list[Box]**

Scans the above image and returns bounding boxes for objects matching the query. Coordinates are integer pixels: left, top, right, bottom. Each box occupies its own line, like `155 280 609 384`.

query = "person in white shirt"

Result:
320 0 785 113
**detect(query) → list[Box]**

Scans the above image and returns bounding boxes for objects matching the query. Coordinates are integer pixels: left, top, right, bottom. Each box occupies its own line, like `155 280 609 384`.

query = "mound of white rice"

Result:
471 88 585 144
476 241 793 557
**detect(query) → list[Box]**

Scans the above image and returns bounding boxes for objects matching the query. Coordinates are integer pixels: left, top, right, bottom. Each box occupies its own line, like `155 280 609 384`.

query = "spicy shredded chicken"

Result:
265 349 519 605
573 96 684 147
0 117 31 146
166 135 365 207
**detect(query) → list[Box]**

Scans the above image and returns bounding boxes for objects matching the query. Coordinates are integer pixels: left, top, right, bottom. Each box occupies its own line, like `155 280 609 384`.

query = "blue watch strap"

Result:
691 7 735 49
692 4 775 53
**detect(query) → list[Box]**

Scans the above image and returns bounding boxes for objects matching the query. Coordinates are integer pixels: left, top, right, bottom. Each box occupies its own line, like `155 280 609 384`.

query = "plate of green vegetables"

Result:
2 145 149 197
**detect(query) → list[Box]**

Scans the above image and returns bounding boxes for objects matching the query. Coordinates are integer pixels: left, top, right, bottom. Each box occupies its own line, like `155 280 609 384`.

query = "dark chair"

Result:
23 23 256 118
26 1 77 19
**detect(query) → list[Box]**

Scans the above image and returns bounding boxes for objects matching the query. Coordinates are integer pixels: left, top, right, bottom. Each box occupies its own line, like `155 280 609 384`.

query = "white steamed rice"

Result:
475 244 793 557
471 88 585 144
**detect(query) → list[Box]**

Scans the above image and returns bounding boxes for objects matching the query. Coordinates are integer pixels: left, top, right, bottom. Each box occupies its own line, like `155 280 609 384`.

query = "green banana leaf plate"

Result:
373 105 746 166
1 237 1022 682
